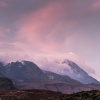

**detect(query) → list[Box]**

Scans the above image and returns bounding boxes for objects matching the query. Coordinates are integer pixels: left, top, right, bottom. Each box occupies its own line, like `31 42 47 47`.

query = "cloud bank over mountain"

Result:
0 0 100 80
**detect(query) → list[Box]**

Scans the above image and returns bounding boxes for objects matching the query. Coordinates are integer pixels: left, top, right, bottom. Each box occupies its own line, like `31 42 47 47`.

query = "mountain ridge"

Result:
61 60 99 84
0 60 99 93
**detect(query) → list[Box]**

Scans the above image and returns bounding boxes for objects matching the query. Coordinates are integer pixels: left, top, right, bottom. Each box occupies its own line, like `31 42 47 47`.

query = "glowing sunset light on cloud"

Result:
0 1 7 8
90 0 100 11
0 0 100 80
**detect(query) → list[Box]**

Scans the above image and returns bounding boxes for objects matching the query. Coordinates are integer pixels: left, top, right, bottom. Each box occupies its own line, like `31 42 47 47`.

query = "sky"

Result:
0 0 100 80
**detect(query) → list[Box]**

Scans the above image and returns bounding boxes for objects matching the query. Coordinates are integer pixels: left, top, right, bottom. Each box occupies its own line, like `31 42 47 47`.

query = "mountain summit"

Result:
58 60 99 84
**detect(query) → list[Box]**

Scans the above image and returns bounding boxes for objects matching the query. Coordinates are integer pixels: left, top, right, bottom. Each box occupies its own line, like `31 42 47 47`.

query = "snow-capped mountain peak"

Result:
57 60 99 84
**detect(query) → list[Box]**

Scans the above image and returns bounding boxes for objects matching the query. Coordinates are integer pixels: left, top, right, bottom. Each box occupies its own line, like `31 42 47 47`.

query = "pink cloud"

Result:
0 26 10 39
32 52 95 76
89 0 100 11
0 27 4 36
0 0 99 80
16 1 77 53
16 2 64 36
0 1 7 8
0 26 6 38
16 2 63 52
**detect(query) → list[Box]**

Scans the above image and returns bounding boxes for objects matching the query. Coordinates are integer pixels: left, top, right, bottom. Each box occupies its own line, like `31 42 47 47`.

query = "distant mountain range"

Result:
0 60 99 93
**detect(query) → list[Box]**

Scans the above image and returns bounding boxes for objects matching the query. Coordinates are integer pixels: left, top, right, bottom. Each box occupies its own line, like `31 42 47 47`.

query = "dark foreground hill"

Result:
0 89 62 100
60 90 100 100
0 89 100 100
